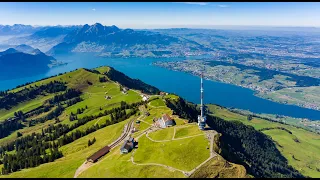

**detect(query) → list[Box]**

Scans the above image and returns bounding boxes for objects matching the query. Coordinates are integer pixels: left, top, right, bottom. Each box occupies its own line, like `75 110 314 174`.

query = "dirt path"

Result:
146 131 204 143
130 149 189 176
186 130 217 176
172 127 176 140
133 127 218 177
94 117 104 126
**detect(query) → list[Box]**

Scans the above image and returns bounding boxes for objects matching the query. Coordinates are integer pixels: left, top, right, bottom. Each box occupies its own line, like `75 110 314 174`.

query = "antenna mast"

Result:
198 67 206 130
200 71 204 118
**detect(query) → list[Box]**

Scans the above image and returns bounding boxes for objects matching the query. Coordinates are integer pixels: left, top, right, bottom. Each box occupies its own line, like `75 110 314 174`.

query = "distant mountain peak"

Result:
1 48 18 55
31 48 43 55
16 44 29 47
93 23 103 27
15 44 36 54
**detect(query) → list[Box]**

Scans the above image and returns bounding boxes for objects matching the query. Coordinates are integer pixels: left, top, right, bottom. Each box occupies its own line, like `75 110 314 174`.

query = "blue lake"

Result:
1 53 320 120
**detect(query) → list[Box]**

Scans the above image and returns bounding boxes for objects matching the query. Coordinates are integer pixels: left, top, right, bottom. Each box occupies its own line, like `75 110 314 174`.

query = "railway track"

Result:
109 118 135 149
74 118 135 178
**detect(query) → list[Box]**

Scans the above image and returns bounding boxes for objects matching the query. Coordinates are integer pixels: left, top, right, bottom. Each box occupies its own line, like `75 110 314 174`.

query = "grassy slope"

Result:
207 104 320 178
1 119 128 178
80 97 216 178
0 95 54 121
78 144 185 178
149 98 166 107
174 125 203 139
134 134 209 171
3 66 316 178
0 67 143 177
148 127 174 141
0 67 205 178
190 155 248 178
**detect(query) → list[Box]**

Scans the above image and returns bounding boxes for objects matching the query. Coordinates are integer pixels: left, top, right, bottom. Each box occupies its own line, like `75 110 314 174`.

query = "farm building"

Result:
123 87 129 92
87 146 111 163
141 94 149 101
154 114 176 128
122 87 128 94
120 137 135 154
160 92 168 96
144 111 150 116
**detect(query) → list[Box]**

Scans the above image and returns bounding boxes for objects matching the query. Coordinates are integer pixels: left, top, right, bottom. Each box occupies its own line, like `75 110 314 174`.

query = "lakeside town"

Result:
153 60 320 111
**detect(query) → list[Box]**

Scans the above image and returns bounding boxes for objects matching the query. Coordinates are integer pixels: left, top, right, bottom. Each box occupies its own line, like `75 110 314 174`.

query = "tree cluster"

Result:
105 67 160 95
165 96 199 123
0 119 24 139
0 81 66 110
88 137 96 147
99 76 107 82
29 105 64 126
205 115 305 178
1 147 62 174
48 88 82 105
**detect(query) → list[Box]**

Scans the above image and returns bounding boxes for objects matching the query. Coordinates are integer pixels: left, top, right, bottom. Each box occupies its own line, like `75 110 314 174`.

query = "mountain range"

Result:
3 25 80 52
0 24 41 35
47 23 209 57
0 45 56 80
0 23 211 57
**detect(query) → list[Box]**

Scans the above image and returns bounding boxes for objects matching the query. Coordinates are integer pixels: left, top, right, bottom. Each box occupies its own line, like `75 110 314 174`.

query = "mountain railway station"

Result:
87 146 111 163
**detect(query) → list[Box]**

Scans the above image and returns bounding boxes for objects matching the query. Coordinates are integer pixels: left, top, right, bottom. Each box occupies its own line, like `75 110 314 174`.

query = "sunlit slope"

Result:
207 104 320 178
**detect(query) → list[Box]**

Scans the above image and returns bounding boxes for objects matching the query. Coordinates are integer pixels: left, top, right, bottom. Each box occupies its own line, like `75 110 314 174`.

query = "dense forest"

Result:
105 67 160 95
0 81 67 110
167 97 305 178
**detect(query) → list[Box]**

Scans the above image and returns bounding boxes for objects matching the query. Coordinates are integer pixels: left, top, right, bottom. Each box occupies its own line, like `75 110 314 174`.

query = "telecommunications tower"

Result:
198 71 206 130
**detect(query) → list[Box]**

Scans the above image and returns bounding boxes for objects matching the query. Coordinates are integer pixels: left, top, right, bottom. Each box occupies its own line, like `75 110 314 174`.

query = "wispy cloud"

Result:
217 5 229 8
176 2 209 6
92 8 96 11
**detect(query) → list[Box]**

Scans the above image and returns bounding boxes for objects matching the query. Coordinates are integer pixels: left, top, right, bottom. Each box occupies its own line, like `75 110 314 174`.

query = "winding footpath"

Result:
132 126 218 177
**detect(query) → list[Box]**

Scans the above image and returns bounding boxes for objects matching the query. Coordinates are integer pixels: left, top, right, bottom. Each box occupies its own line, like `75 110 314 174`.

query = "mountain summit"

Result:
47 23 204 56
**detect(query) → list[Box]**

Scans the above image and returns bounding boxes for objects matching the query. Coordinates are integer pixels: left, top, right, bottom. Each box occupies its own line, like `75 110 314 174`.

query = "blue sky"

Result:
0 2 320 28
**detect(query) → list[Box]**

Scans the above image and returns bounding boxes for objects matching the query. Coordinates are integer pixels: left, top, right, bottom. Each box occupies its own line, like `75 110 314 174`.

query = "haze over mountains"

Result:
47 23 208 57
0 24 41 35
0 23 210 57
4 25 80 52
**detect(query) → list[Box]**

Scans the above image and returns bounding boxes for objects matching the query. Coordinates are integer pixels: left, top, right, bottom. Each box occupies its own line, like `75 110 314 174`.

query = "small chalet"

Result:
122 87 128 94
123 87 129 92
141 94 149 101
154 114 176 128
160 92 168 96
120 137 135 154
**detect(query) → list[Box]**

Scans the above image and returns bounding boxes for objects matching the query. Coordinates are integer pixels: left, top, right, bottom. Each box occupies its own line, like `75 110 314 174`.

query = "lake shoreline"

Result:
0 53 320 121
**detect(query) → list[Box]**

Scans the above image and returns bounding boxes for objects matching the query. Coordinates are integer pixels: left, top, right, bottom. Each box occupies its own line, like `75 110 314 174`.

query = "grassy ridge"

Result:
207 104 320 178
0 66 318 178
